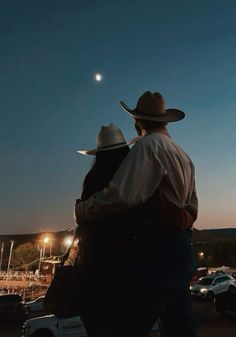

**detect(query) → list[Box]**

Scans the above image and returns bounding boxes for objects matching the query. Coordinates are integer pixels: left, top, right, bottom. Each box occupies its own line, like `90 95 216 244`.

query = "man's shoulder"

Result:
133 133 194 164
134 132 169 149
135 132 161 143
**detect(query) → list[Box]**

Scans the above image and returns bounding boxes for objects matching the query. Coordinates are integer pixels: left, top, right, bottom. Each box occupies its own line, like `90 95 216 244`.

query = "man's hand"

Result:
74 191 124 223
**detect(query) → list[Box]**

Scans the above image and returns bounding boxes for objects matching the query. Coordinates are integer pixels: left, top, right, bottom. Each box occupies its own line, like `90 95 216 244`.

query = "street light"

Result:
0 242 4 271
64 237 73 248
198 251 207 268
44 237 50 244
49 240 53 258
42 236 50 260
38 247 43 274
7 240 14 275
63 237 75 257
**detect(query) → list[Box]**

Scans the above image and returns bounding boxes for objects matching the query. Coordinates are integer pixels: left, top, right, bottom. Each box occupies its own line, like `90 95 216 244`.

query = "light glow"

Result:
43 237 50 244
64 237 73 247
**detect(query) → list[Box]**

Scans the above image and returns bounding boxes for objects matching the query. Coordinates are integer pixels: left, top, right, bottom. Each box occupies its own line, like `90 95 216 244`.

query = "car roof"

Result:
26 296 44 303
200 275 215 280
200 273 231 280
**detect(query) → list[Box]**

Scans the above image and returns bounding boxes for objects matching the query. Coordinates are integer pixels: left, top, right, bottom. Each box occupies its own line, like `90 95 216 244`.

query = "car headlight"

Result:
200 288 208 293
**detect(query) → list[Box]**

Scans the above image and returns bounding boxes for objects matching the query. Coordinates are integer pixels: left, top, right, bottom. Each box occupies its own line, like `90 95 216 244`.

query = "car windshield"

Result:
197 278 213 285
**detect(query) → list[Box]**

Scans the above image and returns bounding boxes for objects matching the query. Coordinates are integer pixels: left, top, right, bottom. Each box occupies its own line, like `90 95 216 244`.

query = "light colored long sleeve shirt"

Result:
75 130 198 223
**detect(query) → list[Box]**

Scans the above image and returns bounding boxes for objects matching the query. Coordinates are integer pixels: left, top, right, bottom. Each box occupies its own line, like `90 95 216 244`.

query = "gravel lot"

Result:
0 299 236 337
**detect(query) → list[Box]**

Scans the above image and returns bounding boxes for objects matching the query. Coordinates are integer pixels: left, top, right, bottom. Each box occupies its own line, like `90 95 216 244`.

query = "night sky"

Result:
1 0 236 234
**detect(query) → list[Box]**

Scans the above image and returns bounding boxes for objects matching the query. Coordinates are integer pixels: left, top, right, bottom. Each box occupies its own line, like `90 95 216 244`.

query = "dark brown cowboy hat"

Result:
120 91 185 122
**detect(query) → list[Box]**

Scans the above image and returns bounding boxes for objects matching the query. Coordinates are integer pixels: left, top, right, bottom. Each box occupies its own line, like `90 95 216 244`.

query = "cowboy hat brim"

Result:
120 101 185 122
77 136 142 156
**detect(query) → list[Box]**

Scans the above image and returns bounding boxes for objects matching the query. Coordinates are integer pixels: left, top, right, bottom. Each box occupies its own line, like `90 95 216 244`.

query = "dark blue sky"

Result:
1 0 236 234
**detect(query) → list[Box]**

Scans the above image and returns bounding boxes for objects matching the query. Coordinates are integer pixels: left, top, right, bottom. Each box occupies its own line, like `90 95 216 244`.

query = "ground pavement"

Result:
1 299 236 337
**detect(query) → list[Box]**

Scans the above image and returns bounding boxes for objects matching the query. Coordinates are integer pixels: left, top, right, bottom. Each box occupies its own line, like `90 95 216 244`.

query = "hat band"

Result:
135 109 165 118
97 141 127 150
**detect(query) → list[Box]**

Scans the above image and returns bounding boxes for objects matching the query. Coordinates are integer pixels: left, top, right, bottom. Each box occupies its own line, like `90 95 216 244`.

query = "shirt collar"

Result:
144 127 171 139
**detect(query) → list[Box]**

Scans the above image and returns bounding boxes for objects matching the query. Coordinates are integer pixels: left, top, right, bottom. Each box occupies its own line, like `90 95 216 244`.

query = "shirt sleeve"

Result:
75 141 165 222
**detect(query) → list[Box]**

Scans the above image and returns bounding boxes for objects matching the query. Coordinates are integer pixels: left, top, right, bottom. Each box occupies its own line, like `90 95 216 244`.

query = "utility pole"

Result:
38 247 43 275
49 240 53 258
42 243 46 261
0 242 4 271
7 240 14 275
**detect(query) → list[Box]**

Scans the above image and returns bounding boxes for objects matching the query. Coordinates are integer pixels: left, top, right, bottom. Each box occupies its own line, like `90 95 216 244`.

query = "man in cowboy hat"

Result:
75 91 198 337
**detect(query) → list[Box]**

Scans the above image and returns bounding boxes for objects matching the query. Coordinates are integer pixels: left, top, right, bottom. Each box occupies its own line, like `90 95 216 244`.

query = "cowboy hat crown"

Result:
120 91 185 122
77 123 139 156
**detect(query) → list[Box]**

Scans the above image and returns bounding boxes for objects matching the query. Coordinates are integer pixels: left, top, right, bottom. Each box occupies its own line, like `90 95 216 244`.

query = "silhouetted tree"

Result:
11 242 39 270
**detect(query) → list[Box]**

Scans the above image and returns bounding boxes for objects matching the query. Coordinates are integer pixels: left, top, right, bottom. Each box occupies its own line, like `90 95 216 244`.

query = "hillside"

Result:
1 227 236 249
1 227 236 268
192 227 236 243
0 230 75 267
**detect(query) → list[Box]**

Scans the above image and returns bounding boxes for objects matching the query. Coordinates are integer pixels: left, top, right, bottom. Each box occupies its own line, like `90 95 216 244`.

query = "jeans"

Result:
80 228 198 337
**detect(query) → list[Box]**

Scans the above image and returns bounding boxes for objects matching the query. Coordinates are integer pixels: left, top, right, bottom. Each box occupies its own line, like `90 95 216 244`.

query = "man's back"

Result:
139 132 197 210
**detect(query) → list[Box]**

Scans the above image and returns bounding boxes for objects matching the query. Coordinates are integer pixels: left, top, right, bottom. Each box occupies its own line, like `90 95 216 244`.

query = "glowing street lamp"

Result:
63 237 74 256
44 237 49 244
198 252 204 258
64 237 73 248
0 242 4 271
42 236 50 260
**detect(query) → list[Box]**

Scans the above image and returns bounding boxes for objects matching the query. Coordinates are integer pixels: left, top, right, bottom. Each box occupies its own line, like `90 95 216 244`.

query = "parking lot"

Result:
0 299 236 337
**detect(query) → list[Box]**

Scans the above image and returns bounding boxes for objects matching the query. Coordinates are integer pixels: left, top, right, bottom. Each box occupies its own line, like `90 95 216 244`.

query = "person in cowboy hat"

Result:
75 92 199 337
75 123 141 337
76 123 139 265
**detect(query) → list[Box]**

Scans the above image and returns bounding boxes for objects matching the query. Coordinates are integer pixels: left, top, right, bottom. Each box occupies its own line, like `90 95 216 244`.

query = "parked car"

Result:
25 296 45 314
190 273 236 300
22 314 87 337
0 293 27 323
22 314 159 337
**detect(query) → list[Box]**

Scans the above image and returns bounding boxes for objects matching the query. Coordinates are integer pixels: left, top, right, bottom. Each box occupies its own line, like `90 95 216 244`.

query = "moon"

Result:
95 73 103 82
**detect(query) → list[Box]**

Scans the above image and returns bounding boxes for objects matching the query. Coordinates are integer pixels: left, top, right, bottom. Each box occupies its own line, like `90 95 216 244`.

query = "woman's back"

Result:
78 146 130 265
81 146 130 200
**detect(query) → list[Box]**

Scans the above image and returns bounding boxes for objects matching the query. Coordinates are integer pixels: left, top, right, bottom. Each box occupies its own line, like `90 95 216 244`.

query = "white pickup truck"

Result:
22 314 159 337
22 315 87 337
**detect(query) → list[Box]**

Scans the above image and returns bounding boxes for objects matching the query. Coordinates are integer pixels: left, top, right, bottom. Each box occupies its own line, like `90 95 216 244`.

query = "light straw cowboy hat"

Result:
77 123 140 156
120 91 185 122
